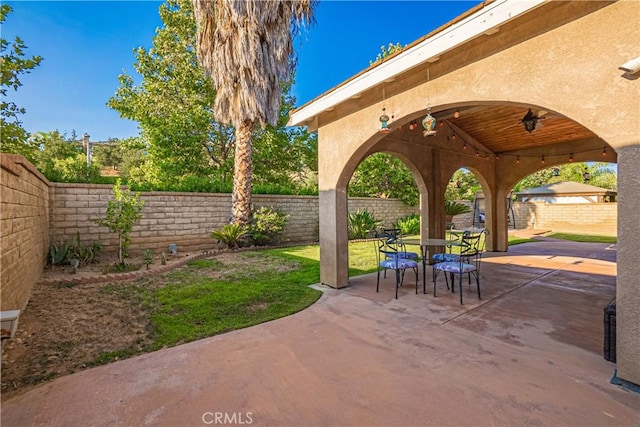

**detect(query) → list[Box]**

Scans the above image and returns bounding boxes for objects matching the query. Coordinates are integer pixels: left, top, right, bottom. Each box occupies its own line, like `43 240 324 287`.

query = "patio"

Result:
1 239 637 426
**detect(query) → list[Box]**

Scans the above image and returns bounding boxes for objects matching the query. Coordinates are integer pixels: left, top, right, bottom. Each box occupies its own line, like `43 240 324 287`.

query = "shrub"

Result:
211 224 249 249
249 206 290 246
395 213 420 235
348 209 381 240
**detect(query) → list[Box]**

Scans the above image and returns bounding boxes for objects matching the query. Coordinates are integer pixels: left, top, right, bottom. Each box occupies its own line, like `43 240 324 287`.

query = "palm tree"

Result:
192 0 315 226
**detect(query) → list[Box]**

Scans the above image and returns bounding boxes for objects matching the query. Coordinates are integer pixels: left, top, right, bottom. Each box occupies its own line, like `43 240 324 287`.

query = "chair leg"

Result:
414 267 419 294
476 273 481 300
376 269 381 293
395 269 400 299
459 273 464 305
433 269 438 297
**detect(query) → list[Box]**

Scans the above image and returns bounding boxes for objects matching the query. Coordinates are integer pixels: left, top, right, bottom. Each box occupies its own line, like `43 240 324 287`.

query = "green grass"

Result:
544 232 617 244
91 235 544 366
149 253 323 348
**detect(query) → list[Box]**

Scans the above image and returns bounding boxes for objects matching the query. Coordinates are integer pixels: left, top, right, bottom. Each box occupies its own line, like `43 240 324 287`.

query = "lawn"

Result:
543 232 616 244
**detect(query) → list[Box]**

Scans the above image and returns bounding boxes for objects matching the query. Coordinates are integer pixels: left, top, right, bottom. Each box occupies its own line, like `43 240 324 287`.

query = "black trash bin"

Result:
604 298 616 362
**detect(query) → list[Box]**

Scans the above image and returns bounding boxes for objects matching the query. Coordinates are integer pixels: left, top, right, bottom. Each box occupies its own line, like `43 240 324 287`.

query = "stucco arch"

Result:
300 1 639 385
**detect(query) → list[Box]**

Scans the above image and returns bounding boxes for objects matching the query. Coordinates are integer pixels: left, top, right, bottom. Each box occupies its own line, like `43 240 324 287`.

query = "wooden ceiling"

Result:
440 105 597 154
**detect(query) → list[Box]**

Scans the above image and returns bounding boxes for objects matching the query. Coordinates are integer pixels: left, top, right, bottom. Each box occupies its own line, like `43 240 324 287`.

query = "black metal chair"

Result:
375 234 419 299
432 231 485 304
381 228 419 261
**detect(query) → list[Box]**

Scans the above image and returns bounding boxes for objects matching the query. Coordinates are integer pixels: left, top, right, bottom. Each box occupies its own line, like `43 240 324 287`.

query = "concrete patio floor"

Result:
1 239 638 426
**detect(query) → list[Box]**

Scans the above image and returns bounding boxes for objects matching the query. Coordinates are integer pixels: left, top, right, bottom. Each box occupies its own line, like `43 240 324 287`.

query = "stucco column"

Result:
319 188 349 289
616 144 640 386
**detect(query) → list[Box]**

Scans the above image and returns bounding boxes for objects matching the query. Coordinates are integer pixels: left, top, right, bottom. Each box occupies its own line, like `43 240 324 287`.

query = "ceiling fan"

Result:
499 109 551 133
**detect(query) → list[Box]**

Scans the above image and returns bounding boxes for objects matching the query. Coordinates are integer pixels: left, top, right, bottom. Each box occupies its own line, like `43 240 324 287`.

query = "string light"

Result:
602 147 607 157
541 155 545 164
516 156 520 164
569 153 574 162
475 151 480 157
463 142 467 150
451 133 457 141
453 110 460 119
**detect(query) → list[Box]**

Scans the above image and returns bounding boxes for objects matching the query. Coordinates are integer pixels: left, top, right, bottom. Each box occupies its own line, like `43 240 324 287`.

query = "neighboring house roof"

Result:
515 182 616 197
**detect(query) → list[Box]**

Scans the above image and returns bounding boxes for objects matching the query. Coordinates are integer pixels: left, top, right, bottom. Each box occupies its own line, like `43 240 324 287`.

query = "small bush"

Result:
348 209 381 240
211 224 249 249
249 206 290 246
395 214 420 235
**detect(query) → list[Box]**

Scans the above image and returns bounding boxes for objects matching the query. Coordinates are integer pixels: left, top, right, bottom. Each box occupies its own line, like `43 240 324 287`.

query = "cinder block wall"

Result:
0 154 50 311
512 201 617 235
50 184 419 255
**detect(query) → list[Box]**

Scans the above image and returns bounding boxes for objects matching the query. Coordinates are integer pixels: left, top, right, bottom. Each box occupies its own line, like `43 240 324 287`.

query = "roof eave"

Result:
288 0 548 129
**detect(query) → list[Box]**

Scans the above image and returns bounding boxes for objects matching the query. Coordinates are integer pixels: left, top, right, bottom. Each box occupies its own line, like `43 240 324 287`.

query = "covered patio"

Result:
1 239 637 425
289 0 639 387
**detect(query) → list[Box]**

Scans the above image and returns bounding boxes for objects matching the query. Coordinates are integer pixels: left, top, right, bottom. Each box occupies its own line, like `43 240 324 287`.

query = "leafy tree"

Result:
27 131 102 182
445 169 481 202
0 5 43 154
95 179 145 265
108 0 233 184
513 162 617 192
193 0 316 226
91 139 124 171
349 153 419 205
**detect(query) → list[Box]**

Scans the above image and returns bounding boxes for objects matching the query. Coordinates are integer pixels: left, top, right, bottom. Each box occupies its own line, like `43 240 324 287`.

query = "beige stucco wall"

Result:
314 1 639 384
0 154 50 311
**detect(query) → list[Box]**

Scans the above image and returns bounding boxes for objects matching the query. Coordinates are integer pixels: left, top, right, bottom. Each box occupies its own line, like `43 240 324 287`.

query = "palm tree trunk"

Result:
232 120 253 226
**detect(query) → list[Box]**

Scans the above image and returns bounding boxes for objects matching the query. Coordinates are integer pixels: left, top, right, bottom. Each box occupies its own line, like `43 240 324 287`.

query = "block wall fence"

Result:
451 200 617 236
49 184 418 254
1 155 50 311
1 154 617 312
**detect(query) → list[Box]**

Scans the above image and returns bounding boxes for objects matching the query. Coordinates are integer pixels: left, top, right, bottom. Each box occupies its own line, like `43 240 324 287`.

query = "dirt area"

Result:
0 250 242 402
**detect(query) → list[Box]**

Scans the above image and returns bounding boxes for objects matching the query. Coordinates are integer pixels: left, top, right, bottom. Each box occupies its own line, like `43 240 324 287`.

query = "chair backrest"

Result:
382 228 402 243
459 231 482 259
374 230 401 263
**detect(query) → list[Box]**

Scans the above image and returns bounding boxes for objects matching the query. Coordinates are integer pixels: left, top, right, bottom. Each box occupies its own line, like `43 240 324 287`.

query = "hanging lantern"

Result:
379 108 390 133
422 109 437 137
521 109 538 133
583 169 590 182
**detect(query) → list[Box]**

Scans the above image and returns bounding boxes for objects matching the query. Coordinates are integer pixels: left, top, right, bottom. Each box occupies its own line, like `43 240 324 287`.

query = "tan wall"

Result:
512 202 617 236
50 183 417 255
449 201 617 236
0 155 50 311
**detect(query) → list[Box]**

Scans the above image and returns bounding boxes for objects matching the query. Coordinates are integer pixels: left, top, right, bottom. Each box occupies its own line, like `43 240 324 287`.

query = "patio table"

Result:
401 238 449 293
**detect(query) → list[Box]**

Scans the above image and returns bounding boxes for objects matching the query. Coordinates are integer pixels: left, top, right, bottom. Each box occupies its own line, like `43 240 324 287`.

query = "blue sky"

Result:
4 1 478 142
